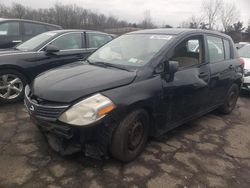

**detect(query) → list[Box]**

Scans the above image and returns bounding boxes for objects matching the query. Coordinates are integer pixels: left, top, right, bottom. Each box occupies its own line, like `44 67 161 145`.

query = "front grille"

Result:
35 106 67 120
24 86 69 121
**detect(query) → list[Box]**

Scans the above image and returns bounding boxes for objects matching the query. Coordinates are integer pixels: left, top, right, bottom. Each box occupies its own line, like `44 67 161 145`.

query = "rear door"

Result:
206 35 235 106
161 34 211 125
0 21 21 48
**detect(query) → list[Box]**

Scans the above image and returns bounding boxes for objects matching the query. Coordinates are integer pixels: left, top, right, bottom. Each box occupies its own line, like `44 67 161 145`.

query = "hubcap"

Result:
128 119 144 151
0 74 23 100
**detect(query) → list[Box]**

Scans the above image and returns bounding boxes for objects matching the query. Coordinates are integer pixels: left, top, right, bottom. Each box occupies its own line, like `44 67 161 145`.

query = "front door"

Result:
161 35 211 127
29 32 90 78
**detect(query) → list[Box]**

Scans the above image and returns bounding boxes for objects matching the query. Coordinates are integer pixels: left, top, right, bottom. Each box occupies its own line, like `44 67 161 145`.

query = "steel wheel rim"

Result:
0 74 23 100
228 90 237 109
128 118 144 151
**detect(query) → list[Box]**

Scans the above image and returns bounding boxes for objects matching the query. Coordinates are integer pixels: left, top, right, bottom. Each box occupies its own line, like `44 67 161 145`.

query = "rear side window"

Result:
207 36 224 63
88 33 112 48
0 22 19 36
223 39 231 60
24 23 47 36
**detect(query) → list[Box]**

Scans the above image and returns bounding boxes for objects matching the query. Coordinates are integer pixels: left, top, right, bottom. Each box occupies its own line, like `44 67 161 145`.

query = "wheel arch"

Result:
0 65 30 83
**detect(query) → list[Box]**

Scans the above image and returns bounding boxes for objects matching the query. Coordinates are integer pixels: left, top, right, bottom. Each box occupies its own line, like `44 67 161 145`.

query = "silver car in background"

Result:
238 44 250 90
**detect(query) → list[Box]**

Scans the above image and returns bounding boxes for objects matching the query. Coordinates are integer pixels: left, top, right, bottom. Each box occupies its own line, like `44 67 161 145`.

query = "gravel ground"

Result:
0 93 250 188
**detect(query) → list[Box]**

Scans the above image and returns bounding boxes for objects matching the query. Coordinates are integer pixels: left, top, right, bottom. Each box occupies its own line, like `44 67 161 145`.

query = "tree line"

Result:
180 0 250 42
0 1 249 42
0 3 156 30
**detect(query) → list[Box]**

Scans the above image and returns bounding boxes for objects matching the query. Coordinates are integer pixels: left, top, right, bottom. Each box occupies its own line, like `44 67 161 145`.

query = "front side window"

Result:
171 36 203 68
50 33 82 50
207 36 224 63
88 34 174 67
0 22 19 36
16 32 57 51
238 45 250 58
88 33 112 48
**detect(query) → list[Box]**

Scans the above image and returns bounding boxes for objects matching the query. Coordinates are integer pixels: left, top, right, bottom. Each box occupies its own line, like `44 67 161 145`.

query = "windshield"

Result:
238 45 250 58
88 34 174 67
16 32 57 51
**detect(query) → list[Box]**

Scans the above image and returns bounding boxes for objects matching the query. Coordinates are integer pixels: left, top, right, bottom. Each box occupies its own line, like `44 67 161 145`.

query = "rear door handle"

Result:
12 40 22 43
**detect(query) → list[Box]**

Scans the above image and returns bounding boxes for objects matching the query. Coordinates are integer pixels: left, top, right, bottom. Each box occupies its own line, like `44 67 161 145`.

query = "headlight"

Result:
58 94 115 126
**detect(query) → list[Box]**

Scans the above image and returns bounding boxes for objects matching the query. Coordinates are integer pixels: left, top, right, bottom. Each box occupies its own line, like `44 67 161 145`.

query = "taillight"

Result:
239 58 245 68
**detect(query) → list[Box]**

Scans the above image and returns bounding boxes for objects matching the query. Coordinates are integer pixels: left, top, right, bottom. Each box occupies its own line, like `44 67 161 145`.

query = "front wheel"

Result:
218 84 239 114
0 70 27 103
110 109 149 162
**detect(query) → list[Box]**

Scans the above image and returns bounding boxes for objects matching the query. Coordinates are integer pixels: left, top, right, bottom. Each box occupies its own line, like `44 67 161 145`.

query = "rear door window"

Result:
24 23 48 36
207 36 225 63
88 33 112 48
0 22 20 36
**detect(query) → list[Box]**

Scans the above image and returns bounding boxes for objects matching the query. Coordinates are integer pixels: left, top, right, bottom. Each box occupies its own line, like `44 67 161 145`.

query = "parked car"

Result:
0 30 113 103
235 42 249 50
238 44 250 90
24 29 243 162
0 18 62 48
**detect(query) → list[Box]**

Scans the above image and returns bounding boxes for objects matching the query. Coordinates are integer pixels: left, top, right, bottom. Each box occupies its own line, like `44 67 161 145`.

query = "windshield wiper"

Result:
87 60 130 71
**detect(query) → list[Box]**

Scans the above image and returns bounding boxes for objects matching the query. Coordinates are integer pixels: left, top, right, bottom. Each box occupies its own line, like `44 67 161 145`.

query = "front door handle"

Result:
199 72 209 78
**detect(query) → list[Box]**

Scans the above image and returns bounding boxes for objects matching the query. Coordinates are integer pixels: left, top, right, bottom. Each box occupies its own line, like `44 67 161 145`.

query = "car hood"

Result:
31 62 137 103
243 58 250 70
0 49 32 56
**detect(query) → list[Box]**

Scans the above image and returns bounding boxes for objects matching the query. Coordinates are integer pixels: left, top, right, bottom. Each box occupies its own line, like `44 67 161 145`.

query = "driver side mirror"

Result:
168 60 179 74
44 45 59 54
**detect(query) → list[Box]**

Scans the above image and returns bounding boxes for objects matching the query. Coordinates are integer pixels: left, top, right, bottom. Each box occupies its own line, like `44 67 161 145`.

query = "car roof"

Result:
0 18 61 28
45 29 112 35
129 28 231 39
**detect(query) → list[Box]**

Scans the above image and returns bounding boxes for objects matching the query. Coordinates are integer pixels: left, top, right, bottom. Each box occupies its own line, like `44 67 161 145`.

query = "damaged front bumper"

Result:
24 86 115 159
31 117 115 159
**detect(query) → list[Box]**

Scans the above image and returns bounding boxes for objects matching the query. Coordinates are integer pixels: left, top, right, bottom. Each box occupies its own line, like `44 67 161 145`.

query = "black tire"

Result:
218 84 239 114
0 69 27 103
110 109 149 162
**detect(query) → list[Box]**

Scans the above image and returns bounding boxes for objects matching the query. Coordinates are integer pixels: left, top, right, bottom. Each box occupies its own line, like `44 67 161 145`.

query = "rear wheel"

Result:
218 84 239 114
0 70 27 103
110 109 149 162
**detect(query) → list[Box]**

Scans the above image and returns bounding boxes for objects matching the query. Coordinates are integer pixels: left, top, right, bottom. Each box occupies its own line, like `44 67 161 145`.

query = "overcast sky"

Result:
3 0 250 27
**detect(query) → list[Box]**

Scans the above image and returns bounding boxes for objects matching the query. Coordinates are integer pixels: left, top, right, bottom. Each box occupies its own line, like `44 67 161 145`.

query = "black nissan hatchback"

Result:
25 29 243 162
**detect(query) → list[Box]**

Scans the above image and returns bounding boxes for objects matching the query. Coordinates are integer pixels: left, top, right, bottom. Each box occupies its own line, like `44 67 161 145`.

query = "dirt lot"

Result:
0 93 250 188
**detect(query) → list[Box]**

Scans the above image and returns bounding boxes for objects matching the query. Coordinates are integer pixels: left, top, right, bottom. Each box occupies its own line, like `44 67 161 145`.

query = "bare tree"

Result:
12 3 26 18
202 0 222 30
221 1 239 32
139 10 155 29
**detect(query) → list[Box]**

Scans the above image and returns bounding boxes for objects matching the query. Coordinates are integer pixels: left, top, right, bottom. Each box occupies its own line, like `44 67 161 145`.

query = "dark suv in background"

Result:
25 29 244 162
0 18 61 48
